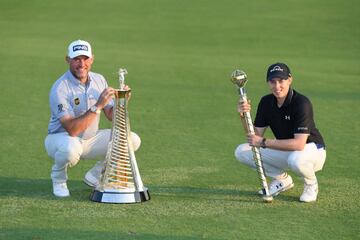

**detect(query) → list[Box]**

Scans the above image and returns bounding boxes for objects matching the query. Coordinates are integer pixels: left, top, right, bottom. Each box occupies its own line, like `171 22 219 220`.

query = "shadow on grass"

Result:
151 185 244 195
0 176 92 201
0 177 298 203
149 184 301 203
147 184 298 203
1 227 208 240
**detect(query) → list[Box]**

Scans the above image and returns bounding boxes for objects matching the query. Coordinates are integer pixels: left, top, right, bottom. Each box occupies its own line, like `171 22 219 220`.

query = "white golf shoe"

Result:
83 161 104 187
300 183 318 202
259 174 294 196
53 182 70 197
84 171 100 187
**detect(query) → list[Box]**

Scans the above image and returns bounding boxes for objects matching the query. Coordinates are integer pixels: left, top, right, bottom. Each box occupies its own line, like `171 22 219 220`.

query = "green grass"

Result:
0 0 359 239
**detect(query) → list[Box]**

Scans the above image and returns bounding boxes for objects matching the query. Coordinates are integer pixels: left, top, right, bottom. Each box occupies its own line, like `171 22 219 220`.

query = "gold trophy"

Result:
90 68 150 203
231 70 273 203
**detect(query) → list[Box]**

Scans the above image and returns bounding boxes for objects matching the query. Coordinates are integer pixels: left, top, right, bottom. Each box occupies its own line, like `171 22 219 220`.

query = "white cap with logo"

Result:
67 40 92 58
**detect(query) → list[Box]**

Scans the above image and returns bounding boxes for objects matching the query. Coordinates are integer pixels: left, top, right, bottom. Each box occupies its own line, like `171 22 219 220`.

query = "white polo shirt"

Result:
47 70 113 139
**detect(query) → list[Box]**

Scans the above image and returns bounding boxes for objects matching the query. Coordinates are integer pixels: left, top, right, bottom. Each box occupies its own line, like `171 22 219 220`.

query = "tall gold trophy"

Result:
231 70 273 203
90 68 150 203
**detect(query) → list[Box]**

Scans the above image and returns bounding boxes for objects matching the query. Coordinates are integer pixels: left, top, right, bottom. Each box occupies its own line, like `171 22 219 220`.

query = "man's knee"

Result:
54 137 83 167
234 143 252 163
131 132 141 152
287 152 311 174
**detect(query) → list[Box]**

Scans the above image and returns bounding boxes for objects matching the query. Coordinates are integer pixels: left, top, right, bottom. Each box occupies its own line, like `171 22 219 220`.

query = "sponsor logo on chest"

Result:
74 98 80 105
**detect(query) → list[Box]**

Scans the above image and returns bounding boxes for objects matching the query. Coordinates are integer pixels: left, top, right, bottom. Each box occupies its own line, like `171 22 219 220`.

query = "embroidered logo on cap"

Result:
73 44 88 52
270 66 284 72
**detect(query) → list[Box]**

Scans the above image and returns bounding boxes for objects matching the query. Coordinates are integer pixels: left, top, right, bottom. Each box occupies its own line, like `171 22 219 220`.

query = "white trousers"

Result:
234 142 326 185
44 129 141 183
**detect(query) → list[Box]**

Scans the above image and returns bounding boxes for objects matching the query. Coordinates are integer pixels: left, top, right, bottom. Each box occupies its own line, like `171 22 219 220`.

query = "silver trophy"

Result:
90 68 150 203
231 70 273 203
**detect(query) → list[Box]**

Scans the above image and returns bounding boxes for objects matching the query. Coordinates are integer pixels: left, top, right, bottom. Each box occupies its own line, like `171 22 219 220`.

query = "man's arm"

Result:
61 87 116 136
103 107 113 121
240 96 309 151
60 111 99 137
254 127 266 137
248 133 309 151
262 95 313 151
264 134 308 151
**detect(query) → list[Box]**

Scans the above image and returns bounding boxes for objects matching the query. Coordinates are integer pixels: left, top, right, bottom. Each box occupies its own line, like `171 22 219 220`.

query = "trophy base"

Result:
90 188 150 204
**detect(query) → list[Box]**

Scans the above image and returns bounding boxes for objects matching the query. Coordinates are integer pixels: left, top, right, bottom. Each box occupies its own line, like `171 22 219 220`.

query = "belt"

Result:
316 143 325 150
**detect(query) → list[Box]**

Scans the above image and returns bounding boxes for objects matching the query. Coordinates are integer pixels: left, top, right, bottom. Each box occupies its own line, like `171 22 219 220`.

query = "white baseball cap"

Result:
67 40 92 58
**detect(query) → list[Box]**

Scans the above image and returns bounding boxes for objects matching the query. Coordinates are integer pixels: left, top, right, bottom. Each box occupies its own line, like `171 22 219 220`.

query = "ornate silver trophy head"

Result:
118 68 128 90
231 69 248 88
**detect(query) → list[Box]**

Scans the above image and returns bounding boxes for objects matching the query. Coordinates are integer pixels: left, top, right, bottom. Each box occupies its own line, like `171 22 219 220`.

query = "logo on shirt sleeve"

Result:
57 104 64 113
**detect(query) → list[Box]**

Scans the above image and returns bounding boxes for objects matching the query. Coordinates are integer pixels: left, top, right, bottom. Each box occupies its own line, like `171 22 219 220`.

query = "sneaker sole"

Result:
83 178 96 188
271 183 294 197
54 193 70 197
53 191 70 197
299 198 317 203
258 183 294 197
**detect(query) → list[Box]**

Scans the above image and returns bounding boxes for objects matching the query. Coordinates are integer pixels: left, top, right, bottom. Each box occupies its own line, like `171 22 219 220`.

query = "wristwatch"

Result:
90 105 101 114
260 138 267 148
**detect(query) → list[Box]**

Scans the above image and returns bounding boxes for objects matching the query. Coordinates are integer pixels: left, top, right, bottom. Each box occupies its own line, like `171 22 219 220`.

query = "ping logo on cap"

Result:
73 44 88 52
270 66 284 72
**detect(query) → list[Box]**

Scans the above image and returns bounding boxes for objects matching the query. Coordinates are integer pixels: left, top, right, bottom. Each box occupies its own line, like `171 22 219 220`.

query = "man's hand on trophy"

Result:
237 99 251 117
97 87 116 109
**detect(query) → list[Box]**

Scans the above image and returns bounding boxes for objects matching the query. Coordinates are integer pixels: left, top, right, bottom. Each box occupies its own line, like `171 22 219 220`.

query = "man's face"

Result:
66 55 93 82
267 77 292 100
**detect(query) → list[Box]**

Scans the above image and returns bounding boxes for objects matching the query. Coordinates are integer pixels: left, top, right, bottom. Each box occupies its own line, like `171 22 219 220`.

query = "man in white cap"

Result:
235 62 326 202
45 40 141 197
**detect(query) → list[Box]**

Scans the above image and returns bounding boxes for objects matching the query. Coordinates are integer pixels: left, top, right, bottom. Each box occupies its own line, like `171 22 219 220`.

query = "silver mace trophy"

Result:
90 68 150 203
231 69 273 203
